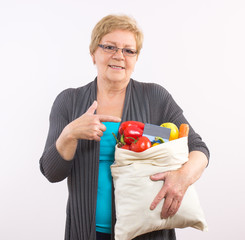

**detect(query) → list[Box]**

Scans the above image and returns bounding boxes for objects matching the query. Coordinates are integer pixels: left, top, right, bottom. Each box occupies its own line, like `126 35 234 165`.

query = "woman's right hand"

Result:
56 101 121 160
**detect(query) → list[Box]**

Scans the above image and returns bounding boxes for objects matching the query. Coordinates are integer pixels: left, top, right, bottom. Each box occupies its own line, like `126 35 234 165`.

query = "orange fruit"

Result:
160 122 179 141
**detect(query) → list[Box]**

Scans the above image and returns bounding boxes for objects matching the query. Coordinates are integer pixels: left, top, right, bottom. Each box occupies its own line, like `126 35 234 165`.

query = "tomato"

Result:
121 144 131 150
130 136 151 152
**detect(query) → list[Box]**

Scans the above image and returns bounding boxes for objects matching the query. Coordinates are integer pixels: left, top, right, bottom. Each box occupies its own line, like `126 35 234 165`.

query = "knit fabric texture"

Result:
40 78 209 240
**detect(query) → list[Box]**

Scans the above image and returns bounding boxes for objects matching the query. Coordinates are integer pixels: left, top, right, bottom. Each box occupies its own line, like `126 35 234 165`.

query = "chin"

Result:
107 74 128 83
112 77 129 83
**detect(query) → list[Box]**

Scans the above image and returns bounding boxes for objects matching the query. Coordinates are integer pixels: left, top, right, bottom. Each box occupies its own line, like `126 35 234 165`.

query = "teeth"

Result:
110 65 124 69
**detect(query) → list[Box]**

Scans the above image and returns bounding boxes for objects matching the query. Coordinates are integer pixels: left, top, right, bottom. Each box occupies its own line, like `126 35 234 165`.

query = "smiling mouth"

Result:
108 65 125 70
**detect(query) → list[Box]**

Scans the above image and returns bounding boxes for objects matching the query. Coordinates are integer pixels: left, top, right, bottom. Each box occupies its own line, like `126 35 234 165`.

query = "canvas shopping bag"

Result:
111 137 208 240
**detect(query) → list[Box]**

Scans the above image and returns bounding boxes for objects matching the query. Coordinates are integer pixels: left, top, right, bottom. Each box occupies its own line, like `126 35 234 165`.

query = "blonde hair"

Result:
89 14 144 56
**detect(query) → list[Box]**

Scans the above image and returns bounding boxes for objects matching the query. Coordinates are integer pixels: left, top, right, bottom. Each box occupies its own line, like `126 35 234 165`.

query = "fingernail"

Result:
161 214 167 219
150 205 155 210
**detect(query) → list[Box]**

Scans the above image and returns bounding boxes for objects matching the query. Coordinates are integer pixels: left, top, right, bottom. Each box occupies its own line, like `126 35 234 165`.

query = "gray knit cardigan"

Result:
40 78 209 240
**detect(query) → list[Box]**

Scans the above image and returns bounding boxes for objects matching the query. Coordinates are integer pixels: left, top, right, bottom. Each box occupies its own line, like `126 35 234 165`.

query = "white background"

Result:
1 0 245 239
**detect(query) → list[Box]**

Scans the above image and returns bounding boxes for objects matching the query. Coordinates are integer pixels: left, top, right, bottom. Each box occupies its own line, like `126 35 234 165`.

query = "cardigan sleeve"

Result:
39 89 75 183
146 83 210 161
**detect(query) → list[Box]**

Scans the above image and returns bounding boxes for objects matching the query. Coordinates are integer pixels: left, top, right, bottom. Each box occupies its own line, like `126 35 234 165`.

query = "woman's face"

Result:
92 30 138 85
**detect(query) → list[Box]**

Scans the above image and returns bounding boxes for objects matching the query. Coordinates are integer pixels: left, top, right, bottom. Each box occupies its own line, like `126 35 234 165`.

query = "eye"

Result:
104 45 117 51
124 48 137 55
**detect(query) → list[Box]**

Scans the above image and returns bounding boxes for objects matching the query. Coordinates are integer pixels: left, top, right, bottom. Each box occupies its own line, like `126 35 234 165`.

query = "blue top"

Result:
96 122 120 234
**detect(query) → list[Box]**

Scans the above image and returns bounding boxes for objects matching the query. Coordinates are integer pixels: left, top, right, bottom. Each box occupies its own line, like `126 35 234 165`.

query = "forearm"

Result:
56 125 78 161
178 150 208 187
40 143 74 182
40 89 75 181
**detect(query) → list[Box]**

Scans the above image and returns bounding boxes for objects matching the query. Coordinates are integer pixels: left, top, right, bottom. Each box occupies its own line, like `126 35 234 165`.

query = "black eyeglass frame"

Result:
98 44 138 57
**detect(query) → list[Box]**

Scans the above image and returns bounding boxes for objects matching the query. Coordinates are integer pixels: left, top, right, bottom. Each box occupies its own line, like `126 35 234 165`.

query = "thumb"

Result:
86 100 97 114
150 172 167 181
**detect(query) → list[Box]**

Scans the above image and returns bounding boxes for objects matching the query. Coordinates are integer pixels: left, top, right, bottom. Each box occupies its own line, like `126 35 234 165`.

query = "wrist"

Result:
178 166 194 187
56 125 78 161
62 124 78 143
180 151 208 186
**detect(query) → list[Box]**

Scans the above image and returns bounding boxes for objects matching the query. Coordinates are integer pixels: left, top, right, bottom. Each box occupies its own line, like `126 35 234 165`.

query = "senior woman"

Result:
40 14 209 240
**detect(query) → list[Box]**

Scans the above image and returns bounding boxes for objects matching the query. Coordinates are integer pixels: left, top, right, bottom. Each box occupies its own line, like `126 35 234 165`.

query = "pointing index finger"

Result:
98 115 121 123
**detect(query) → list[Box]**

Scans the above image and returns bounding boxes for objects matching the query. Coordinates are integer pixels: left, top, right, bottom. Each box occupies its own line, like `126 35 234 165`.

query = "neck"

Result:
96 77 128 118
97 77 129 97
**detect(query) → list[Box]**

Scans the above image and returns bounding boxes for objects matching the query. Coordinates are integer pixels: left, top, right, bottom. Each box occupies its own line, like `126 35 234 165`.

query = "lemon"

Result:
160 122 179 141
152 142 160 147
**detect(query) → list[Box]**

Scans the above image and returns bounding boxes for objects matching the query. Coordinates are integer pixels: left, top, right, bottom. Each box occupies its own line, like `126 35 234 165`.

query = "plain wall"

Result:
1 0 245 239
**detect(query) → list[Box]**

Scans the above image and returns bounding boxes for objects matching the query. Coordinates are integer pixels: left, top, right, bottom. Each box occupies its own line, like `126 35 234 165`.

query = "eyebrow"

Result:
103 41 136 49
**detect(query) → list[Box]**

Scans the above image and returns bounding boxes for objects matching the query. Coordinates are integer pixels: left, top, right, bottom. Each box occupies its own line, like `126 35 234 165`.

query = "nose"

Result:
112 48 125 59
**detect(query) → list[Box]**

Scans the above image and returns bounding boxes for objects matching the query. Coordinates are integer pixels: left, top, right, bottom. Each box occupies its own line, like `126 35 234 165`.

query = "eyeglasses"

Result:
98 44 138 57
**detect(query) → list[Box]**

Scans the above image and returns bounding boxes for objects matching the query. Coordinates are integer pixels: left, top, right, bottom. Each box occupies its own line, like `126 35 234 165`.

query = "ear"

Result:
91 54 96 65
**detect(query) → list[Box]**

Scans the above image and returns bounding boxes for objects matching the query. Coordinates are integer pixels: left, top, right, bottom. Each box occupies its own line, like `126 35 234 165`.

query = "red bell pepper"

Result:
123 125 143 145
119 121 145 135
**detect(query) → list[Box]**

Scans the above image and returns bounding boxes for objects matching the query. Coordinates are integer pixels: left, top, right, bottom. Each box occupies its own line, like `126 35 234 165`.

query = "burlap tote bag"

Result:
111 137 208 240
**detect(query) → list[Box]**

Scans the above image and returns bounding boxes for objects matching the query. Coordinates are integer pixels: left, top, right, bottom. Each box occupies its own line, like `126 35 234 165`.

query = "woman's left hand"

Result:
149 169 190 219
150 151 208 219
